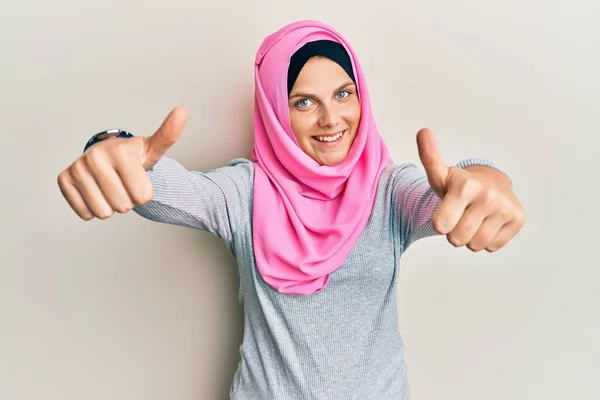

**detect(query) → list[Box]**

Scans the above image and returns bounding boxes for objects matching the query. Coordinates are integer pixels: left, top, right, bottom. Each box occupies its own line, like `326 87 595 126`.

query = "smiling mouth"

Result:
312 129 346 143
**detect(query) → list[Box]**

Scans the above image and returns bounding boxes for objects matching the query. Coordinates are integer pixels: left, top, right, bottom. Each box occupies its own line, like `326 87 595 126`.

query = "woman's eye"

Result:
337 90 350 99
296 98 313 107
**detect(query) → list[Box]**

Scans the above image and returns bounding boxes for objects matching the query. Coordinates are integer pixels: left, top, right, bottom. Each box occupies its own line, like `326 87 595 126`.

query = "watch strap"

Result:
83 129 134 153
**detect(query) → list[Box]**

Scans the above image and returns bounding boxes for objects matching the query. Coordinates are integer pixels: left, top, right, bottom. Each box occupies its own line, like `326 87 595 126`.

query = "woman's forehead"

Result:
292 57 354 89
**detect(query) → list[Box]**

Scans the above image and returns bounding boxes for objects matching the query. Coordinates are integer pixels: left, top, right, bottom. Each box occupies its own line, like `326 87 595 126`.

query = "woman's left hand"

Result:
416 128 525 252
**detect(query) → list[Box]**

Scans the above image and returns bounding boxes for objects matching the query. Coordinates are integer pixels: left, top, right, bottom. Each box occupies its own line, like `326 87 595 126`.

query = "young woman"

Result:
58 20 524 400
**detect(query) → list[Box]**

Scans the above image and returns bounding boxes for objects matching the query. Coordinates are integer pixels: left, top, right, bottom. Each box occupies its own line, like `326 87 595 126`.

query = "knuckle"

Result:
460 178 480 197
136 193 152 205
135 183 154 205
467 242 482 252
96 209 114 220
486 245 498 253
432 217 444 233
447 233 463 247
114 202 133 213
57 171 68 187
69 160 86 181
432 213 449 234
497 200 514 217
514 208 526 225
84 148 105 170
81 213 94 221
481 188 498 204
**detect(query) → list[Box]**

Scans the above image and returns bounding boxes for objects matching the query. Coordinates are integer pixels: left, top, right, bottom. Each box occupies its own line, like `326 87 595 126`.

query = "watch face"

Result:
96 129 121 140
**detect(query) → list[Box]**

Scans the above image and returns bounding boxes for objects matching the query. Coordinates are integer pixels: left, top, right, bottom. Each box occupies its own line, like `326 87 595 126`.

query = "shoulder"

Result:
226 158 255 170
190 159 255 211
376 161 431 213
206 158 255 187
379 161 426 191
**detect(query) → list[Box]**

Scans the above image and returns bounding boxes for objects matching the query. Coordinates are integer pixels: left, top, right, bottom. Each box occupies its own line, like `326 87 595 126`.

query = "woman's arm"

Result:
57 108 253 254
391 162 442 251
133 156 253 252
392 128 522 254
391 159 515 252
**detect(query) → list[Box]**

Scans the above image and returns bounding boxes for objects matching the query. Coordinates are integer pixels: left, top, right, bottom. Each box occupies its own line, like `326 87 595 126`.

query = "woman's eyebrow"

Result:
288 81 355 99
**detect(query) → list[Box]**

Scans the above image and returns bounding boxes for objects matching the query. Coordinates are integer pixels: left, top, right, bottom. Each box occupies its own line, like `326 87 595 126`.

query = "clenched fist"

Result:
416 128 525 252
57 107 188 220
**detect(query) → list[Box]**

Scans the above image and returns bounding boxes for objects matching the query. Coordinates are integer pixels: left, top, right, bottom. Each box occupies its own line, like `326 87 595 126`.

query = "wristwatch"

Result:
83 129 135 153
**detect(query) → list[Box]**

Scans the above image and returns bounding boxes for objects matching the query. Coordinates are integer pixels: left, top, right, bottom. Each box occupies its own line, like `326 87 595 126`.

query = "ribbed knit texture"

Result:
133 156 507 399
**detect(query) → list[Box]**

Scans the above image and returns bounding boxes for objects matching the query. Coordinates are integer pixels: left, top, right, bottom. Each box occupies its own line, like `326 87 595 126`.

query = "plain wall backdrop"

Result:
1 1 598 399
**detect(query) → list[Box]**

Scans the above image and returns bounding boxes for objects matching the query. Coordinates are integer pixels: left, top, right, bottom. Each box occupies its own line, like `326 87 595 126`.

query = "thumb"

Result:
416 128 449 197
142 106 188 170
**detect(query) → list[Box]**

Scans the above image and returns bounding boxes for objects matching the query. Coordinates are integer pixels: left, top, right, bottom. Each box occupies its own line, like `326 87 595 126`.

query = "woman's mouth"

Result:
312 129 346 144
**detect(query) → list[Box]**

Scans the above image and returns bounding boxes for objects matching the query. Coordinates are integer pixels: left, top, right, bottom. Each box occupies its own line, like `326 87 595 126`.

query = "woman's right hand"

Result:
57 107 188 221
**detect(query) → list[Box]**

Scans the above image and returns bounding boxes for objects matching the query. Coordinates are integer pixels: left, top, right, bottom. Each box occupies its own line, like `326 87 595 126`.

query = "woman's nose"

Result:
318 105 341 129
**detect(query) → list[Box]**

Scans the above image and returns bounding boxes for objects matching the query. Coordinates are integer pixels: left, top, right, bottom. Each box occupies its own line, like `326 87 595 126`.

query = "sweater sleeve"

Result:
132 156 254 254
391 159 514 252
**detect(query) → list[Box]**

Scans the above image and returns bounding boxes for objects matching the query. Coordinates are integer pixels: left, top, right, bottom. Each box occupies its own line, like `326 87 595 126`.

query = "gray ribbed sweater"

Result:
132 156 504 399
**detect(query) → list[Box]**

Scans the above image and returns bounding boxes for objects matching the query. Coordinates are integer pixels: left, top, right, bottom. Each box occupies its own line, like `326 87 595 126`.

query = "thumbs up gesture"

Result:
416 128 525 252
58 107 188 221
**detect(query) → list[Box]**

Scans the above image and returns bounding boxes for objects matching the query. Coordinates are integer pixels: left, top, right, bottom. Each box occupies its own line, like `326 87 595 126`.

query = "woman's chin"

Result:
313 151 349 166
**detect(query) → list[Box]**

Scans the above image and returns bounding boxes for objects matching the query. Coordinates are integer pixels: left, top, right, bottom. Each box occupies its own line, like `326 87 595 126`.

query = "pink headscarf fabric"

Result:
252 20 391 295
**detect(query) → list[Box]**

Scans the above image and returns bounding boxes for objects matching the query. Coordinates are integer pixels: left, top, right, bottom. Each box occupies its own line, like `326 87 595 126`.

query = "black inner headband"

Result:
287 40 356 95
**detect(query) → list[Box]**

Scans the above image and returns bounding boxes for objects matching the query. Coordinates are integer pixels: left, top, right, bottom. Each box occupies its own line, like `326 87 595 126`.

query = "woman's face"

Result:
288 56 360 166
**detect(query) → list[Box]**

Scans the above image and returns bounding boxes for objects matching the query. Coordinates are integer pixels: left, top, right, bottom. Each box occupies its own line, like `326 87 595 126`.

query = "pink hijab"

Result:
252 20 391 295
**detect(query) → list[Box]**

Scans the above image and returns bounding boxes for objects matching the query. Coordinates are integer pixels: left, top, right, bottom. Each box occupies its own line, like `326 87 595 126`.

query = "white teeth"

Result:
315 130 344 142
